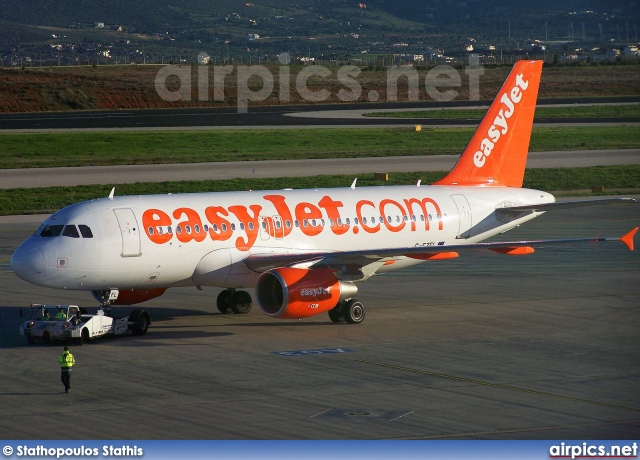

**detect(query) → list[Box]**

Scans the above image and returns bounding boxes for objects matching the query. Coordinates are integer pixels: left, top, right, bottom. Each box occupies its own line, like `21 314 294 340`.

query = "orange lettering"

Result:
173 207 207 243
380 199 406 233
319 195 348 235
204 206 233 241
356 200 380 233
142 209 173 244
229 204 262 251
295 202 323 237
403 198 444 231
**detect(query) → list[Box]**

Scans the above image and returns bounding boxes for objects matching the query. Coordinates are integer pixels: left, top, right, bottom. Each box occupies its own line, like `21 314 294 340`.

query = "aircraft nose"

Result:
11 241 44 282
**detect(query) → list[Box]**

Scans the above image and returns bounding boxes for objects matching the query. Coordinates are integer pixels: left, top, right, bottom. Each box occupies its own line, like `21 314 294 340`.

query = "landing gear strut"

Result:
217 289 253 315
328 299 366 324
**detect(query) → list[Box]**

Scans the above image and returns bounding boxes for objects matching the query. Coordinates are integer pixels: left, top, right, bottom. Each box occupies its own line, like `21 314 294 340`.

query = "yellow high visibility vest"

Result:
58 352 75 368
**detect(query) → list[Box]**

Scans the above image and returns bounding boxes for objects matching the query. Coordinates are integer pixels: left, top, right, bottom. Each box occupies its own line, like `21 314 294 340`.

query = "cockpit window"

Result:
40 225 65 237
62 225 80 238
78 225 93 238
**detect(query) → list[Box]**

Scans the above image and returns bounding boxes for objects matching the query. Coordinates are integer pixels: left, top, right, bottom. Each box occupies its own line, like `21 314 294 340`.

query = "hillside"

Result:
1 0 639 63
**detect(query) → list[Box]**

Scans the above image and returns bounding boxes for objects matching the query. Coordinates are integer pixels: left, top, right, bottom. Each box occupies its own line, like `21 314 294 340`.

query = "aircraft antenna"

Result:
350 178 357 190
108 187 115 200
416 180 421 187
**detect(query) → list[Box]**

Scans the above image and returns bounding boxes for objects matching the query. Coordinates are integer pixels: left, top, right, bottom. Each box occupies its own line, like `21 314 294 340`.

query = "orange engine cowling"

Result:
255 267 356 319
92 288 166 305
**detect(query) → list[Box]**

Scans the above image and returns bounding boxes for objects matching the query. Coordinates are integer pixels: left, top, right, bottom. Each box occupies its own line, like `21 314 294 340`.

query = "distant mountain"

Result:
1 0 638 60
1 0 637 29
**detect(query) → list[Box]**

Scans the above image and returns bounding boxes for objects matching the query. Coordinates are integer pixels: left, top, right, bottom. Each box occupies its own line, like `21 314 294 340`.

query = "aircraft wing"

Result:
245 227 638 275
496 197 635 214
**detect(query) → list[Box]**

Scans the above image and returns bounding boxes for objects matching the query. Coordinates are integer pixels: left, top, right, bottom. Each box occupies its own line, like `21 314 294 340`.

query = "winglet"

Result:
621 227 638 251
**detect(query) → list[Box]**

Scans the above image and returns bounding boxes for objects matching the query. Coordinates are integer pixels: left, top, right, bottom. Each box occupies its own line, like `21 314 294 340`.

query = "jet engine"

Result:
255 267 357 319
91 288 167 305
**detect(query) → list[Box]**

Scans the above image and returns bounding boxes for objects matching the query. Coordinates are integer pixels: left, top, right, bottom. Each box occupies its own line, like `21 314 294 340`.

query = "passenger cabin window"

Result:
78 225 93 238
40 225 64 237
62 225 80 238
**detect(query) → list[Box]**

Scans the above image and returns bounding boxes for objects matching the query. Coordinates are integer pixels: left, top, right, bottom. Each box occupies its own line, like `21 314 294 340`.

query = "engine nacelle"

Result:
255 267 357 319
91 288 166 305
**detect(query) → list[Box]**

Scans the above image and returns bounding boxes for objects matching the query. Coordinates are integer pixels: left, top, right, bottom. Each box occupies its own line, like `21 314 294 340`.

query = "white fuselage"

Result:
11 184 553 291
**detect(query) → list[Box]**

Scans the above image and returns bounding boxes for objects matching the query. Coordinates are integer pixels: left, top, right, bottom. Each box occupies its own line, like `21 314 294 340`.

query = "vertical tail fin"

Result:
433 60 543 187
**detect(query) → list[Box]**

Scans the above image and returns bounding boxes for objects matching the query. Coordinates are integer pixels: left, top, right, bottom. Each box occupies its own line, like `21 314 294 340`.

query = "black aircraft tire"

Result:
230 290 252 314
129 310 150 336
132 314 150 336
217 290 231 314
342 299 365 324
328 307 342 323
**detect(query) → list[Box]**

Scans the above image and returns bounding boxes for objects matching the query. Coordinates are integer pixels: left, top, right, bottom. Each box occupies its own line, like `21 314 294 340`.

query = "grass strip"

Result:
365 104 640 119
1 126 639 169
2 165 638 216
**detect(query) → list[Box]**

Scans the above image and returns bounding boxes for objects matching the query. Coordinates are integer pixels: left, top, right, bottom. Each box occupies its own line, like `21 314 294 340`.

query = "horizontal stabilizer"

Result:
497 197 636 215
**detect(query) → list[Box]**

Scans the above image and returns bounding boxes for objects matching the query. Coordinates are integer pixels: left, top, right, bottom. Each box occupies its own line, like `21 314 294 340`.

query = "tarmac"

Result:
0 200 639 439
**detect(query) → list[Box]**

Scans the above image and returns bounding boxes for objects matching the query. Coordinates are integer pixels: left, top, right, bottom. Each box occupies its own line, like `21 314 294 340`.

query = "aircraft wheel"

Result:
230 290 252 314
129 310 150 336
342 299 365 324
328 307 342 323
216 290 231 314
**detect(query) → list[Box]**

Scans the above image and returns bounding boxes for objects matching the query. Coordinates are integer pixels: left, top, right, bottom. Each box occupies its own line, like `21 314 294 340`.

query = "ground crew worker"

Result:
58 346 75 393
40 310 51 321
55 309 67 320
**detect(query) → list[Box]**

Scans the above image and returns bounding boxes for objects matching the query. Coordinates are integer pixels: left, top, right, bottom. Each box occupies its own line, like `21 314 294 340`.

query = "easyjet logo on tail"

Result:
473 73 529 168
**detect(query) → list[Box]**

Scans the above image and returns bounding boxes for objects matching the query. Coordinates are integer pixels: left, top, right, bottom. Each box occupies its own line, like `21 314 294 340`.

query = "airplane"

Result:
10 60 638 324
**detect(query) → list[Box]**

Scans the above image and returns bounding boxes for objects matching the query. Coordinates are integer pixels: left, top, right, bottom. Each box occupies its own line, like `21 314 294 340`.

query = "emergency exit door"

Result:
451 194 472 239
113 208 142 257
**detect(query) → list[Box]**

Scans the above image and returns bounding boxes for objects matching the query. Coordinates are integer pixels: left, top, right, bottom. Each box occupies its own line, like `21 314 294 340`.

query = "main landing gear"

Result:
328 299 365 324
217 288 253 315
